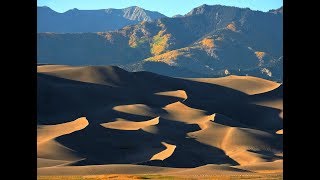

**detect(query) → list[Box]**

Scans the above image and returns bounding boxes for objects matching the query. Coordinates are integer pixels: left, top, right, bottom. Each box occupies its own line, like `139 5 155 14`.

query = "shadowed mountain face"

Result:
37 6 166 33
37 65 282 170
38 5 283 82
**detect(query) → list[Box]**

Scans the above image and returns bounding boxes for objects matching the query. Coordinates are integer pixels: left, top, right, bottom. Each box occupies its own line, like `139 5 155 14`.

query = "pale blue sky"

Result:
37 0 283 17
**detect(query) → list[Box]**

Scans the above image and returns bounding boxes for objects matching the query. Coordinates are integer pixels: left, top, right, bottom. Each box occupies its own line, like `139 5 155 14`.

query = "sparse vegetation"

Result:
129 35 148 48
150 31 171 55
255 51 266 60
201 38 215 48
226 22 237 31
146 50 183 65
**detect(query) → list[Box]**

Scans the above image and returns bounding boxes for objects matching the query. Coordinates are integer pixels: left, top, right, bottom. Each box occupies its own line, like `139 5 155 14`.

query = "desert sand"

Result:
37 65 282 178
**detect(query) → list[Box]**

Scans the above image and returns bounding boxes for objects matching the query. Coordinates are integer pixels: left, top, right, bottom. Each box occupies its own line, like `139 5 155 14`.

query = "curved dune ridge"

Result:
150 142 177 161
187 75 281 95
37 117 89 168
276 129 283 134
154 90 188 101
112 104 156 117
101 117 160 130
37 65 282 177
162 101 214 125
38 117 89 144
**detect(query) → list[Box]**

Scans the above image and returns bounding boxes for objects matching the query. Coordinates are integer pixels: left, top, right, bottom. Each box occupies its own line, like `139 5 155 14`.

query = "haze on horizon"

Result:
37 0 283 17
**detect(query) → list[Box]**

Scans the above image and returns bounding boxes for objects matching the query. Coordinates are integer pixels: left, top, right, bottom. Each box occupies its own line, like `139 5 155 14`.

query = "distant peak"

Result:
65 8 80 13
173 14 183 18
186 4 226 16
37 6 56 13
125 6 143 10
39 6 50 9
268 6 283 14
38 6 54 10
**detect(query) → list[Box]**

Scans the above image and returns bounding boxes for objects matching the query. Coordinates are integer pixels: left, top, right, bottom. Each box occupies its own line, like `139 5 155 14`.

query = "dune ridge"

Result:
150 142 177 161
101 117 160 130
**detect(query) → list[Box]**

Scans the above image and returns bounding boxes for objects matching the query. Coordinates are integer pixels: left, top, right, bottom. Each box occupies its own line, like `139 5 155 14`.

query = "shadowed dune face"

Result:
37 65 282 175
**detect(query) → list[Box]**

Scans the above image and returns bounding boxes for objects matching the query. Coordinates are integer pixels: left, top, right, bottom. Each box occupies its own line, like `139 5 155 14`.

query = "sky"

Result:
37 0 283 17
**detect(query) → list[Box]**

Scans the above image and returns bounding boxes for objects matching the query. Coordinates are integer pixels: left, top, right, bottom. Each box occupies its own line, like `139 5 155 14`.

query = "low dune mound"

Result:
151 142 177 161
154 90 188 101
38 164 184 176
37 140 83 168
169 164 250 176
37 158 71 168
101 117 159 131
187 75 280 95
112 104 156 117
235 160 283 173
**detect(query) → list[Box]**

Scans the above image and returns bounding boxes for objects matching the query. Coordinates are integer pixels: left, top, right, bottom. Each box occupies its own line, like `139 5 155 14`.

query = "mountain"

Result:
37 6 166 32
37 4 283 81
268 6 283 14
172 14 184 18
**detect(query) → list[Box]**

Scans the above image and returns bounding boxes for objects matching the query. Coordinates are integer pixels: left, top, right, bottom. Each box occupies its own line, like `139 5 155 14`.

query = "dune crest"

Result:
37 65 74 73
187 75 280 95
37 117 89 168
37 117 89 144
276 129 283 134
112 104 156 117
163 101 214 125
150 142 177 161
101 117 160 130
155 90 188 101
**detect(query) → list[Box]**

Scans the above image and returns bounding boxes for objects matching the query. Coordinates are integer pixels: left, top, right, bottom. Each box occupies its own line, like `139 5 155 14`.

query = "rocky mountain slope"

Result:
37 6 166 32
38 5 283 81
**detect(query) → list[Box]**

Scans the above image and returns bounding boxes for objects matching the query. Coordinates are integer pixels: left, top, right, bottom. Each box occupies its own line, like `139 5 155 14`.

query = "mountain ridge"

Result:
38 4 283 81
37 6 166 33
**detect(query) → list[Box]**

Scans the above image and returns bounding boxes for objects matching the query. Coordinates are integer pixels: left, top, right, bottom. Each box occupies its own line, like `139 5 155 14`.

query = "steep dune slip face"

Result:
37 65 283 176
37 117 89 168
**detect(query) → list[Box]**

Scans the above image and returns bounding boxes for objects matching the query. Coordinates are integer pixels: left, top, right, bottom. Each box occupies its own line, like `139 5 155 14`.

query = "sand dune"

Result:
37 65 75 73
37 65 282 177
187 75 281 95
112 104 156 117
38 164 184 176
38 65 134 87
37 117 89 168
155 90 188 101
101 117 159 130
162 101 215 126
276 129 283 134
38 117 89 143
235 160 283 173
151 142 177 161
